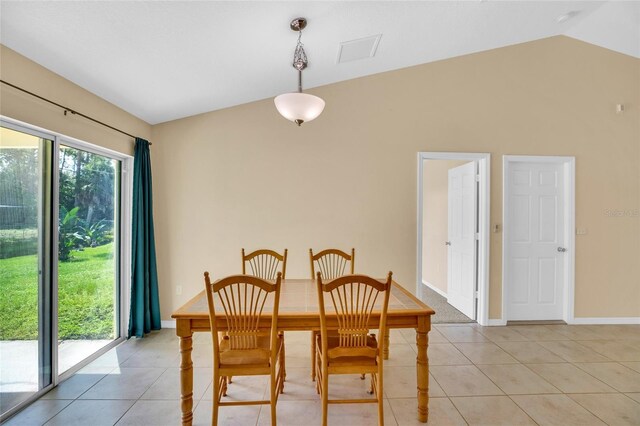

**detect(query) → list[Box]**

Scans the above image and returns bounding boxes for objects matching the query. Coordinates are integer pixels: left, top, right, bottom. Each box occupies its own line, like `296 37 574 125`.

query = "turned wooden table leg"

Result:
311 331 316 381
178 320 194 426
383 327 390 360
416 316 430 423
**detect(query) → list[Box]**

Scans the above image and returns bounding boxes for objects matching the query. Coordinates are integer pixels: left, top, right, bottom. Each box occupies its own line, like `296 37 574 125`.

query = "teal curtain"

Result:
128 137 161 338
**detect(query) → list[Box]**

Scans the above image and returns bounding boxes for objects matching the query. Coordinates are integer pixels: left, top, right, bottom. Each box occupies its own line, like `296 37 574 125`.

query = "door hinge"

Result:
475 233 480 240
474 291 479 298
475 174 480 182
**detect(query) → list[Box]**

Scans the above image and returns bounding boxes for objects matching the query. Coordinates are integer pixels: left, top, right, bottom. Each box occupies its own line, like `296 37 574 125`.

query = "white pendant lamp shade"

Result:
275 17 325 126
274 92 325 125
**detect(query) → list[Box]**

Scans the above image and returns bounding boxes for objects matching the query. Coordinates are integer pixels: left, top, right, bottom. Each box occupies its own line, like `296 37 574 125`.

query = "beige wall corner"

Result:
150 35 639 321
0 44 151 154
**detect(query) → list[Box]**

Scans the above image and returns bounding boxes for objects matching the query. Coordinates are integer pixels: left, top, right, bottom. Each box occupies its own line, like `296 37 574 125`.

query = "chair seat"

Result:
219 335 276 366
318 334 378 366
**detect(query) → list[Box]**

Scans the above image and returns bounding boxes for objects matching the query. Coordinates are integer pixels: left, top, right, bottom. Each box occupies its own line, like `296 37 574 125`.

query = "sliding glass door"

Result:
57 145 120 374
0 126 53 414
0 120 129 419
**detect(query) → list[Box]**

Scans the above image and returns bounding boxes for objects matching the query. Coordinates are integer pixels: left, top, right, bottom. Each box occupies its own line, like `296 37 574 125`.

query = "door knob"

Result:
445 241 451 246
557 247 567 252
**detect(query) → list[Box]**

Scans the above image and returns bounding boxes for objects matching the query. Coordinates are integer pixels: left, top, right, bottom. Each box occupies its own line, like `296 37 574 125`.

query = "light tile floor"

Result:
4 324 640 425
1 339 113 411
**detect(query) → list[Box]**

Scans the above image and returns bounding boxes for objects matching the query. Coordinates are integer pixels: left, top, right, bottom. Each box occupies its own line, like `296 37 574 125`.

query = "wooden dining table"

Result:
171 278 435 425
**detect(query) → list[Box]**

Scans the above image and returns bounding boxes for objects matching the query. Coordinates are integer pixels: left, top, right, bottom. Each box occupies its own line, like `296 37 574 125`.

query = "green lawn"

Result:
0 243 116 340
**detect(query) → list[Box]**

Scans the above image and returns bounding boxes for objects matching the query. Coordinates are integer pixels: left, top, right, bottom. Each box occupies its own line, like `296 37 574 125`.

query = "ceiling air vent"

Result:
337 34 382 64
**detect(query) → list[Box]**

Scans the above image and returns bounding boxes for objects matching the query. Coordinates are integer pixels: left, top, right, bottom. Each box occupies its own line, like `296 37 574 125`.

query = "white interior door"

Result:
505 161 566 320
447 161 477 319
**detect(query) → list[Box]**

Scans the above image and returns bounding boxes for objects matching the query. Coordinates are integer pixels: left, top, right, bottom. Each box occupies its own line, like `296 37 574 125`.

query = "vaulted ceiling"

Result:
1 1 638 124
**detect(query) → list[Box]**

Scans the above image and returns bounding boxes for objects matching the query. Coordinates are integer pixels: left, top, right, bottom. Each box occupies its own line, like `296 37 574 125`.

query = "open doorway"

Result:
417 152 490 325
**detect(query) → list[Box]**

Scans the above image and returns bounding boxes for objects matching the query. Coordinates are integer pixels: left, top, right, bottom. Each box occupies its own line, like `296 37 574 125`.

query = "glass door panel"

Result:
0 126 52 415
57 145 119 374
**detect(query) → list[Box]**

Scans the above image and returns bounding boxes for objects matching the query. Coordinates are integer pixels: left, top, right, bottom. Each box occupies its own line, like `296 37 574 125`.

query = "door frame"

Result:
502 155 575 323
416 152 491 325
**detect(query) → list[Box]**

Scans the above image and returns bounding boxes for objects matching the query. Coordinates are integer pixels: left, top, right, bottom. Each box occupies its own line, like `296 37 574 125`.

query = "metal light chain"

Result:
292 29 308 71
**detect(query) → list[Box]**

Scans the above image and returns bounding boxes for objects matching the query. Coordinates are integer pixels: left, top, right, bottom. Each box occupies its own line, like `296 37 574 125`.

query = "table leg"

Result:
383 327 390 360
178 321 194 426
416 317 430 423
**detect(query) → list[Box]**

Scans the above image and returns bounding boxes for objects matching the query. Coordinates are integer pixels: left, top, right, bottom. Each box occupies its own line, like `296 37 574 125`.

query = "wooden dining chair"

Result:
309 248 355 381
238 248 288 384
310 248 354 281
242 248 288 280
314 272 392 426
204 272 285 426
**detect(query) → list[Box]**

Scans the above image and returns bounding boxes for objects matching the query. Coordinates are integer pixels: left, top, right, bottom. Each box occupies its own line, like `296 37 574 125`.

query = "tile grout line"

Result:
537 340 616 363
572 360 640 393
56 343 171 426
442 395 471 425
33 399 74 426
73 368 114 400
448 340 548 425
503 393 542 425
41 364 117 425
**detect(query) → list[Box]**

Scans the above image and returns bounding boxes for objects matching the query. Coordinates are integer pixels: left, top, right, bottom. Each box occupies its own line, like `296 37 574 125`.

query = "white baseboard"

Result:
422 280 448 299
161 320 176 328
486 319 507 326
567 317 640 325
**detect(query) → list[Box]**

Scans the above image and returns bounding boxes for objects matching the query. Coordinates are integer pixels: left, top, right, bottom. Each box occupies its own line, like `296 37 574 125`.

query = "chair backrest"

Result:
205 272 282 356
316 272 392 359
309 248 355 280
242 248 288 280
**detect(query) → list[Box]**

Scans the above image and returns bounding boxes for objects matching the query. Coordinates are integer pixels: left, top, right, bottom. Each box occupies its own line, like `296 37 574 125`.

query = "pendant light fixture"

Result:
274 18 325 126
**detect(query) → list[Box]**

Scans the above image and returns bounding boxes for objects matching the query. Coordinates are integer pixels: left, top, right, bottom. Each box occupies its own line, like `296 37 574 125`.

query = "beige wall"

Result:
152 36 639 321
422 159 469 294
4 37 637 323
0 45 151 154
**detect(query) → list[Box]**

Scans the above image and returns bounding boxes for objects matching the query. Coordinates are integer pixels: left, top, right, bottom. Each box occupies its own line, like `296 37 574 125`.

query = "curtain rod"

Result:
0 79 151 145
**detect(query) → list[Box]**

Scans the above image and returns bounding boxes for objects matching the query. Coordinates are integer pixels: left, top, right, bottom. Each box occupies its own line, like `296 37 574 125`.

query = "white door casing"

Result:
416 152 490 325
447 161 477 319
505 160 567 320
